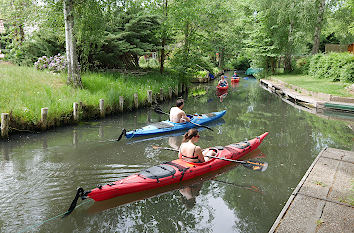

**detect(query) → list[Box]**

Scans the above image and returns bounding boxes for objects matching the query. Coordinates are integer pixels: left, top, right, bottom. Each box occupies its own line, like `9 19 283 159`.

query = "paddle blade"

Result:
242 160 268 172
153 106 168 115
116 128 126 141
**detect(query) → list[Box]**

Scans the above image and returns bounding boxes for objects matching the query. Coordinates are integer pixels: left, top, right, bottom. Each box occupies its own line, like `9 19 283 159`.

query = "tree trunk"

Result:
218 48 224 69
284 21 294 72
270 57 276 74
64 0 82 88
133 54 139 68
284 54 292 72
160 0 168 74
184 22 190 56
311 0 326 54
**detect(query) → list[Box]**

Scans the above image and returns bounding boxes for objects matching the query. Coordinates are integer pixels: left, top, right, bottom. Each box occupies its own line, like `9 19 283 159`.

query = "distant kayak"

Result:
124 110 226 139
231 77 240 82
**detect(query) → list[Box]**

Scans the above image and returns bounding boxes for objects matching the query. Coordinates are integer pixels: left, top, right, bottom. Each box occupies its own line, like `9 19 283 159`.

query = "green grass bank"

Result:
0 62 184 133
269 74 354 98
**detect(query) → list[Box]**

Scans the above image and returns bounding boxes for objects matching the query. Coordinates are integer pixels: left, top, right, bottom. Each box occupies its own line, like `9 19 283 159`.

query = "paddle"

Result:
151 145 268 172
211 179 263 193
153 106 214 131
116 128 127 141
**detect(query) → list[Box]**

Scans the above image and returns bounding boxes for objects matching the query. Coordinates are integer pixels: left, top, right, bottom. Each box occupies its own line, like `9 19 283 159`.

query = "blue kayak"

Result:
125 110 226 139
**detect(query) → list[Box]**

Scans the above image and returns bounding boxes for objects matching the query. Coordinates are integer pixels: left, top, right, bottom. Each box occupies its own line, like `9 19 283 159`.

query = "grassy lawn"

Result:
269 74 353 98
0 62 181 125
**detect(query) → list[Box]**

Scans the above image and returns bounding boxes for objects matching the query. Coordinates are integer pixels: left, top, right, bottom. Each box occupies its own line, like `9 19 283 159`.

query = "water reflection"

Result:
179 182 203 209
216 90 228 103
168 136 182 150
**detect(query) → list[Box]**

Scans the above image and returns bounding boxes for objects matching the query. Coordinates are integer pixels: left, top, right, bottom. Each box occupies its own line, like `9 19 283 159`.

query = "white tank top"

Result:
170 107 185 123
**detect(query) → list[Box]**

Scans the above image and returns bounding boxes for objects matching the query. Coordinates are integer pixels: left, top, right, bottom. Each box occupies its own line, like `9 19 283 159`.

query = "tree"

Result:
63 0 82 88
311 0 326 54
160 0 168 74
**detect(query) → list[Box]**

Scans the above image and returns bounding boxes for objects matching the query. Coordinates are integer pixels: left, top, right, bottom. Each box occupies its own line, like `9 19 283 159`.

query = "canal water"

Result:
1 72 353 233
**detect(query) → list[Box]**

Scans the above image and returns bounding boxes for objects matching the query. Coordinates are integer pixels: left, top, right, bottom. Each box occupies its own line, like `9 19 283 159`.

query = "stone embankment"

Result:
260 79 354 121
269 147 354 233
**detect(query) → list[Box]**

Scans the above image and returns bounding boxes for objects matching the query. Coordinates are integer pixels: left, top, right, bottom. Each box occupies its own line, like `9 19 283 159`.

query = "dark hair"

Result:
176 99 184 107
183 128 199 142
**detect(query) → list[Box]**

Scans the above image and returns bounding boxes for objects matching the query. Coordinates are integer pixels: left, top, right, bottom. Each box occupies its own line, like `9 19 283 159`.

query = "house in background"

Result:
348 43 354 54
325 43 354 54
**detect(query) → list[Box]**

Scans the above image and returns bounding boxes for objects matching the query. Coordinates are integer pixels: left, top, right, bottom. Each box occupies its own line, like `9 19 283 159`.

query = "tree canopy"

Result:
0 0 353 76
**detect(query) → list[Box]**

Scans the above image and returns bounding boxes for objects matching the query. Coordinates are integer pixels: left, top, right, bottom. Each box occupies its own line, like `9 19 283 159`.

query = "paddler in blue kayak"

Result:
170 99 191 123
179 129 216 163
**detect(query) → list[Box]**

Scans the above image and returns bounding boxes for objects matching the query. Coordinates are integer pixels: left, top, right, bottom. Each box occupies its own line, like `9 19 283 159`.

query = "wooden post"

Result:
147 90 153 105
41 107 48 130
168 87 172 99
119 96 124 111
99 99 105 118
134 93 139 109
73 102 79 121
160 88 164 102
1 113 9 138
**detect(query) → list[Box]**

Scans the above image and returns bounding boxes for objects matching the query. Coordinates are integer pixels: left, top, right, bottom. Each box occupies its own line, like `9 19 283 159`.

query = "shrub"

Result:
212 67 220 76
34 54 67 73
147 58 159 68
34 56 51 70
295 57 310 74
308 52 354 82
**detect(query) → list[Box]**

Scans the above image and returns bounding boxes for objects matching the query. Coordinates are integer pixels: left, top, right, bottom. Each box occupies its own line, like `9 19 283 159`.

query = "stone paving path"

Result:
269 147 354 233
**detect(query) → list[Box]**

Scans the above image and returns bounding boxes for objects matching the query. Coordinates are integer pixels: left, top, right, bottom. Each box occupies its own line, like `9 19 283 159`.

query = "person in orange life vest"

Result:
233 71 239 77
178 128 216 163
218 75 228 87
169 99 191 123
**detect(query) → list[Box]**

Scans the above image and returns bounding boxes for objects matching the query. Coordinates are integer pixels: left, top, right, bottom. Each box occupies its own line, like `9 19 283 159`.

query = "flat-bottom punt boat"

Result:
74 132 268 202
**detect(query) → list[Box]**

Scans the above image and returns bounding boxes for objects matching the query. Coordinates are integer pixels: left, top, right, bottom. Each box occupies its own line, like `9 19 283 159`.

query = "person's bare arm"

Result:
181 111 190 122
195 146 205 162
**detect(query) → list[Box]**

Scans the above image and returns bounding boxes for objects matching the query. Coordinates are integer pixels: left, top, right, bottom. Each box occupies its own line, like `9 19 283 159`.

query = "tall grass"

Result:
0 63 181 126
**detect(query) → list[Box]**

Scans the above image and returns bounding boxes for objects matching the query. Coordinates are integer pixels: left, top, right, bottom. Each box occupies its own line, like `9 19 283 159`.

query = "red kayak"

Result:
231 77 240 83
65 132 268 214
89 133 267 200
216 85 229 91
